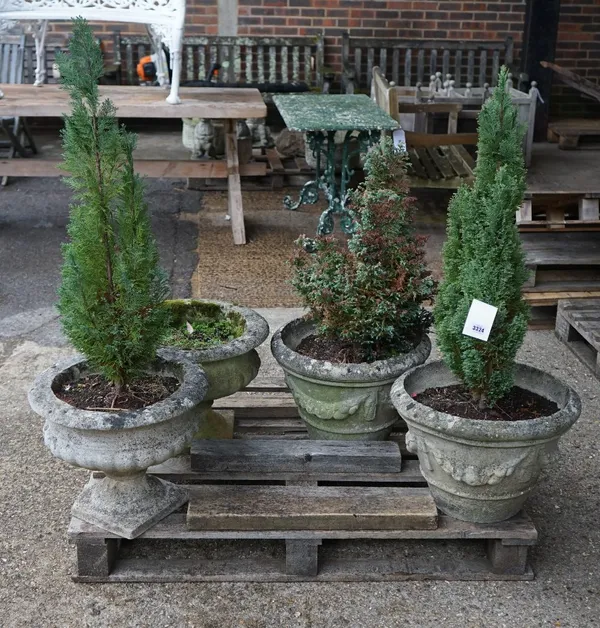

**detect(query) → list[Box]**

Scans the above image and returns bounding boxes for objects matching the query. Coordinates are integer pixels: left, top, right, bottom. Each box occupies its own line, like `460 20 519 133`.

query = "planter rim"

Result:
160 299 269 363
391 359 582 442
28 352 208 432
271 317 431 384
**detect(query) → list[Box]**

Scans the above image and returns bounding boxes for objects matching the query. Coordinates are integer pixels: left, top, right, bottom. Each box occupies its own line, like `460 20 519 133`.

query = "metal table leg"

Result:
283 129 382 237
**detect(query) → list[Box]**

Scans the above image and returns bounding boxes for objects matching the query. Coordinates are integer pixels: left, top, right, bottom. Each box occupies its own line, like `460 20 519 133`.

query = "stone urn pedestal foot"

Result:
73 472 188 540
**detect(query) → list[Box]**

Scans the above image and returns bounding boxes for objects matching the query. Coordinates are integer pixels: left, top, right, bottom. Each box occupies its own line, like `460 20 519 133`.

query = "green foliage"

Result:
161 301 245 350
434 67 530 406
291 138 435 362
57 19 169 388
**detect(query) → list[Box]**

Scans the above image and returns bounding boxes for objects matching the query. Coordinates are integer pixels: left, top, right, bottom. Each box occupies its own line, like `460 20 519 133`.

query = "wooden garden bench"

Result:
113 32 330 92
343 33 514 94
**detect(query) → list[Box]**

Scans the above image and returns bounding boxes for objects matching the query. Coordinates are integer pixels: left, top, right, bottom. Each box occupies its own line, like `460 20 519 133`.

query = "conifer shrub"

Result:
57 19 169 390
291 138 434 362
434 67 530 408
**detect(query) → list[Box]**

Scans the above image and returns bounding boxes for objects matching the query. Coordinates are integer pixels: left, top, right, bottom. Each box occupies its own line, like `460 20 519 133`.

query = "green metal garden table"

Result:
273 93 399 236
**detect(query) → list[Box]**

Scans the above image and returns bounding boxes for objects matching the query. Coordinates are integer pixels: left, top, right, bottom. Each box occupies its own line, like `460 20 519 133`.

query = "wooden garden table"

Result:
0 84 268 245
273 93 398 237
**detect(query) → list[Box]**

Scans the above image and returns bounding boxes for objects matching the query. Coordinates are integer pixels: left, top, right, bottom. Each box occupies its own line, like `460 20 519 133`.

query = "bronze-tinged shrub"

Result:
292 138 435 362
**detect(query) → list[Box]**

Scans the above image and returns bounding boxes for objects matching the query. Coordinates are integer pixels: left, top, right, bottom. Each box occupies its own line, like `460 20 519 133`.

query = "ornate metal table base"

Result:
284 129 381 236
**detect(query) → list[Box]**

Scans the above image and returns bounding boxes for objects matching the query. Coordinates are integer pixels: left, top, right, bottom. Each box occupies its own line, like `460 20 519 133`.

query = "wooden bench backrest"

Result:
0 35 24 84
344 33 513 91
115 33 325 88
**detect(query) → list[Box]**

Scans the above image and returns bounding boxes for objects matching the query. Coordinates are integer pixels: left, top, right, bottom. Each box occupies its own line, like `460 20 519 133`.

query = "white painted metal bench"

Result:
0 0 185 103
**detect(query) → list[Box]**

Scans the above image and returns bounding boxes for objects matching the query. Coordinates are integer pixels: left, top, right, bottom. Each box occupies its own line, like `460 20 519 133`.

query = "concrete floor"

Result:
0 178 599 627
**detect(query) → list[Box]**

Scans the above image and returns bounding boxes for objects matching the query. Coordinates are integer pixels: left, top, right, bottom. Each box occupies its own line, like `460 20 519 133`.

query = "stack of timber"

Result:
69 377 539 583
555 298 600 378
521 232 600 311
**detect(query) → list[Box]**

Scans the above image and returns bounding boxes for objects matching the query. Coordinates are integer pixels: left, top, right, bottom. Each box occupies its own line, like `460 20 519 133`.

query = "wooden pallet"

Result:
548 119 600 150
517 192 600 232
188 147 314 191
555 298 600 378
70 434 538 583
522 232 600 294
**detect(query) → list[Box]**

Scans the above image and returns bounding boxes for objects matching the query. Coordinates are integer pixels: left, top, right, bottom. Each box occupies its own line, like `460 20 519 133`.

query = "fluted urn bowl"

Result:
28 353 208 539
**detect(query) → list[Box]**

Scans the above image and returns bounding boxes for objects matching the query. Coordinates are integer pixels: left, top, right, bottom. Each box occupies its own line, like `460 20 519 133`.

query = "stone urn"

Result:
28 353 208 539
271 318 431 441
391 360 582 523
160 299 269 411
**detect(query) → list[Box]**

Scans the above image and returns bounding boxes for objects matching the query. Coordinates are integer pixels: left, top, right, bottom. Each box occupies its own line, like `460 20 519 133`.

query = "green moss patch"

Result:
162 301 245 350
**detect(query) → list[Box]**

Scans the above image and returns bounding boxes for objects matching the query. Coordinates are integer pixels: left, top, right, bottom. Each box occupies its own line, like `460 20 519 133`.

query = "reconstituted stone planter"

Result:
160 300 269 407
28 353 208 539
271 318 431 441
391 360 582 523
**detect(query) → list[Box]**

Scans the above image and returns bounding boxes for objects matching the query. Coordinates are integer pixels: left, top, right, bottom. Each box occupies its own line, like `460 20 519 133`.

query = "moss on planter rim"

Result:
161 300 245 351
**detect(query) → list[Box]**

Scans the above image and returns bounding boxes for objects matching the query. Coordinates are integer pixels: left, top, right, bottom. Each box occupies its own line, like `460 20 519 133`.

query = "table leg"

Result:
316 129 382 237
284 129 382 238
225 119 246 245
284 131 326 211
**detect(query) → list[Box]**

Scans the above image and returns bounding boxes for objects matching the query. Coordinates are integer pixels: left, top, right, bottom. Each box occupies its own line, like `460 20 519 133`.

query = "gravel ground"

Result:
0 316 598 628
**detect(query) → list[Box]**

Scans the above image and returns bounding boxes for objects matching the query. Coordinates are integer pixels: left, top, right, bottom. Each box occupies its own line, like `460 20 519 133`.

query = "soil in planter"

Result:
416 385 559 422
56 374 179 411
296 334 416 364
162 301 245 351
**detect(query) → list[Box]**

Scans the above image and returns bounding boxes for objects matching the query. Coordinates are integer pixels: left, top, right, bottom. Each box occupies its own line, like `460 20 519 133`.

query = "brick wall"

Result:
552 0 600 118
236 0 526 76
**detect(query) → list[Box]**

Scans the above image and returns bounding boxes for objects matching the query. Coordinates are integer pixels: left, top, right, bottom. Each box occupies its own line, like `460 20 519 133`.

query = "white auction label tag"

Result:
462 299 498 342
392 128 406 150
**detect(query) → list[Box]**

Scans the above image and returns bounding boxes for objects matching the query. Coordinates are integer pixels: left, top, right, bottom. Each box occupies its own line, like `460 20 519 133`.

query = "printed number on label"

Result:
472 324 485 334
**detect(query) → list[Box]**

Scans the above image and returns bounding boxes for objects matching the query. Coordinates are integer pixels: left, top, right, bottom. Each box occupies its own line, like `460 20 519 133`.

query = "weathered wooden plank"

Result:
269 45 277 83
479 50 488 87
454 50 462 87
225 119 246 245
367 47 375 88
392 47 400 85
427 147 455 179
467 50 475 85
407 148 429 179
187 485 438 531
186 485 437 531
0 85 267 119
286 539 320 576
257 45 265 83
304 45 311 83
0 159 266 179
76 538 120 578
487 539 529 575
417 49 425 83
281 46 288 84
453 144 476 173
442 145 469 177
190 439 403 475
415 148 441 180
70 510 537 542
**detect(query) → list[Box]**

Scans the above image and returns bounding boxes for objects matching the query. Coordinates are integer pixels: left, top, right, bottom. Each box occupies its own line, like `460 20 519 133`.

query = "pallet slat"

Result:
187 485 438 531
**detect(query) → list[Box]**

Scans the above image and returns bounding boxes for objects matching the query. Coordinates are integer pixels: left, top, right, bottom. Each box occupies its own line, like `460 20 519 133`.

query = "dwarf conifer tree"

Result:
292 138 434 362
57 19 168 390
434 67 529 407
